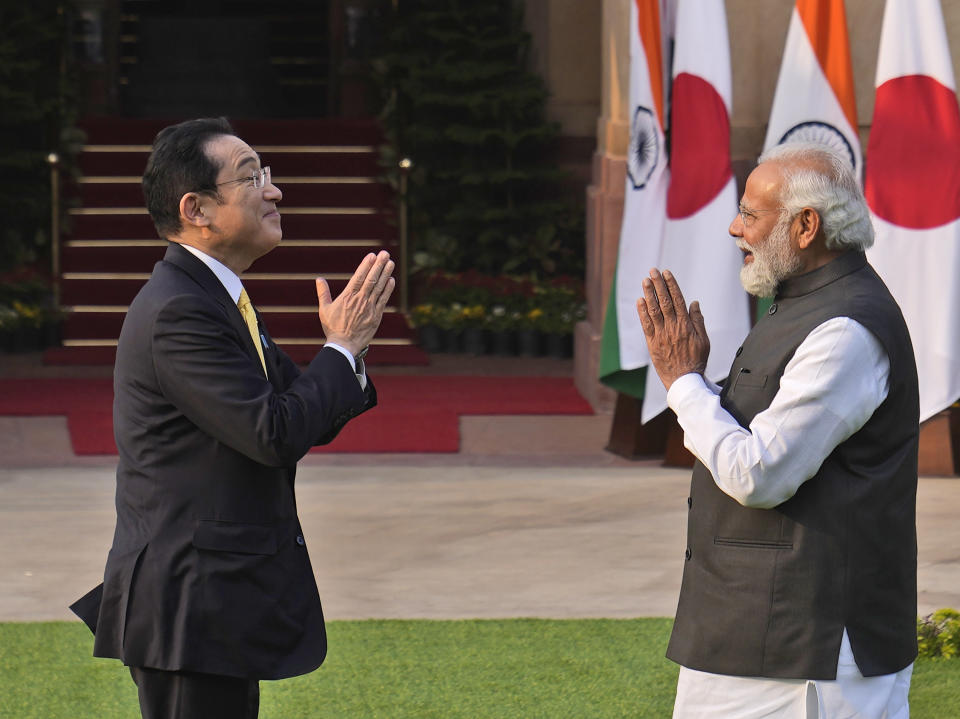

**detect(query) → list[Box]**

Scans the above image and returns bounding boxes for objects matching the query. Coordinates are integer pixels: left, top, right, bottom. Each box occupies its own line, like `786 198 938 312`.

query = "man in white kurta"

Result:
636 143 918 718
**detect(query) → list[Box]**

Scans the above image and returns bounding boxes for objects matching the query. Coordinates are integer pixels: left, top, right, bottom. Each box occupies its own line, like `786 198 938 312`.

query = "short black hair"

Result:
142 117 235 239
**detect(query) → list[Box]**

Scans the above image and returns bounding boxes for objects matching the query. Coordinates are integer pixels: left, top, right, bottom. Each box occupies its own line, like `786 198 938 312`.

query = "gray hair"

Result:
758 142 874 251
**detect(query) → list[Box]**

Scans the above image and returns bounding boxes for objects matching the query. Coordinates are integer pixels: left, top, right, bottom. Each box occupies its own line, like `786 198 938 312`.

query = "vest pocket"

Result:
732 368 768 390
714 536 793 550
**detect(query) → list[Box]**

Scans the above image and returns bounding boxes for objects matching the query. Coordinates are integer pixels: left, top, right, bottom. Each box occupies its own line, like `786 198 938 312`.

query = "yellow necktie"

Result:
237 288 268 377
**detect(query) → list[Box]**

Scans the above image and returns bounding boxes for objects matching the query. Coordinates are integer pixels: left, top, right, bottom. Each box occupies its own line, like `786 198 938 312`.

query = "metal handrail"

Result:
398 157 412 314
47 152 61 308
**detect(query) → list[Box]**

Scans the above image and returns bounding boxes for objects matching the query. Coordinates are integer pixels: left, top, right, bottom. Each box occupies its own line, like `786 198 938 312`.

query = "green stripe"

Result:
598 269 621 377
599 267 647 399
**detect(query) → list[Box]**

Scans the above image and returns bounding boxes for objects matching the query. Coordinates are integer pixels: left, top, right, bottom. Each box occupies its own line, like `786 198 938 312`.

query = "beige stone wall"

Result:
575 0 631 412
524 0 603 138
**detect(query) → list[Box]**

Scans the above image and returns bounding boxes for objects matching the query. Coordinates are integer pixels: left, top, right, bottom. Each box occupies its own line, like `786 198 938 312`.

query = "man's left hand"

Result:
636 269 710 391
316 251 395 358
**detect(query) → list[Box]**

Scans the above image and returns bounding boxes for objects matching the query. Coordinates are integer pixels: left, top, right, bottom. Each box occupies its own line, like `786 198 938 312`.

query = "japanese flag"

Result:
640 0 749 422
866 0 960 422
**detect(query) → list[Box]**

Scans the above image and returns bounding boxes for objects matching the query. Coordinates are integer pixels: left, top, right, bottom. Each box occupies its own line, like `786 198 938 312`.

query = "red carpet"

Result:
0 376 592 455
43 344 431 367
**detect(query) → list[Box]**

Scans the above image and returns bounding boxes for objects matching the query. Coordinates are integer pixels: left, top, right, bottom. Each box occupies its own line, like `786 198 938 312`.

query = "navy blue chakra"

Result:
627 105 659 190
778 121 857 171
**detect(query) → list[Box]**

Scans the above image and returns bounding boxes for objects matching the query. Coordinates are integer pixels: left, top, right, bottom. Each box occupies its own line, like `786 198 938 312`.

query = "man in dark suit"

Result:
71 117 395 718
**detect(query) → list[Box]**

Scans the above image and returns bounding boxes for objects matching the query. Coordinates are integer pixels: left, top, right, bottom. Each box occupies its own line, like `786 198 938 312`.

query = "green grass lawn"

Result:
1 619 958 718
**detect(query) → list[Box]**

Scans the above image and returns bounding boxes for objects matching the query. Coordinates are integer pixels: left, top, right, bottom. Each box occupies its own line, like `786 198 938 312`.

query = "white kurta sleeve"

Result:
666 317 890 509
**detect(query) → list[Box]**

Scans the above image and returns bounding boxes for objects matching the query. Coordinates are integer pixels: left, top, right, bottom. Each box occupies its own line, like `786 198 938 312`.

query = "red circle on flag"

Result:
865 75 960 229
666 72 732 219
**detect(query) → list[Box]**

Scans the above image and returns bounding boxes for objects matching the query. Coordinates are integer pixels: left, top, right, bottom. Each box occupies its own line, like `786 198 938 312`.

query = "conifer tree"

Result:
0 2 77 271
377 0 583 278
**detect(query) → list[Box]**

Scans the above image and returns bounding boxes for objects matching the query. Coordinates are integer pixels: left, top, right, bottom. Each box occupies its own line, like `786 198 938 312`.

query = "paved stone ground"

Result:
2 445 959 623
1 352 959 623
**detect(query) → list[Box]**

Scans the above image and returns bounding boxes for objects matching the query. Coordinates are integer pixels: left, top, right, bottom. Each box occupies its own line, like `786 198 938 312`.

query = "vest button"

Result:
685 548 692 561
296 535 305 546
768 303 778 315
687 496 692 508
735 346 743 357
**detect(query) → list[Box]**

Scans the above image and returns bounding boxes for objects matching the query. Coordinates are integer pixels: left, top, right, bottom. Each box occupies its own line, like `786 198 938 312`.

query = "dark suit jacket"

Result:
71 242 375 679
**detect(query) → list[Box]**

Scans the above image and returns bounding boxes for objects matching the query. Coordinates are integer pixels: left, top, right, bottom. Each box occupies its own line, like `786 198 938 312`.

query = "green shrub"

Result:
375 0 584 279
917 608 960 659
0 1 81 272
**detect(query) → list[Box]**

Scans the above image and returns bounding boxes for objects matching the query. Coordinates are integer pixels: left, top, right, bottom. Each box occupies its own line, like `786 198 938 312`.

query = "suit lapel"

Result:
161 243 274 381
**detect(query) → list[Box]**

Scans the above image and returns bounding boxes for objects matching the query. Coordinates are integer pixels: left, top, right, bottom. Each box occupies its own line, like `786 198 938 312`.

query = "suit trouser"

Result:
129 666 259 719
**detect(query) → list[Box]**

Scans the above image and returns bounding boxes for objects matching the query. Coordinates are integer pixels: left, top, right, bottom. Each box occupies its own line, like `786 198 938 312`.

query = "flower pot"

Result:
545 332 573 359
442 329 462 353
516 329 542 357
12 326 41 353
491 330 516 357
461 327 487 355
42 321 62 349
417 324 443 353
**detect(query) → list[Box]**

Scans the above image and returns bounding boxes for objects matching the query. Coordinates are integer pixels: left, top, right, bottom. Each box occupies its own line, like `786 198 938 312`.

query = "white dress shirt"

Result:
180 244 366 387
666 316 912 718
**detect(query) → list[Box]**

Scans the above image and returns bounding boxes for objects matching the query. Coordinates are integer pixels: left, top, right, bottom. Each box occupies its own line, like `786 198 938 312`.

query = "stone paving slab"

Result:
1 465 958 623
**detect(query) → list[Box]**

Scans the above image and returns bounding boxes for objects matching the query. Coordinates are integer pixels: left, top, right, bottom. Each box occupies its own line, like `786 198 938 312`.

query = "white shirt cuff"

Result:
666 373 714 412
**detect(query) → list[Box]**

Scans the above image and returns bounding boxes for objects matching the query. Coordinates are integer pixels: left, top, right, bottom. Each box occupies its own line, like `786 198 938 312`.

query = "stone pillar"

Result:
524 0 602 188
574 0 630 413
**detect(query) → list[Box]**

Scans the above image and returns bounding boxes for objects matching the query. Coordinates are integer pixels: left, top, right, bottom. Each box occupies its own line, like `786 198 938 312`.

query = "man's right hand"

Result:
636 268 710 391
316 251 396 357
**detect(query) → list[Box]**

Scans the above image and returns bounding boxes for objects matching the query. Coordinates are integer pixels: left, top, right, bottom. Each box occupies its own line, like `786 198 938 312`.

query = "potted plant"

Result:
517 305 545 357
11 300 43 352
410 302 443 353
459 303 488 355
536 280 585 359
435 302 463 353
485 303 517 356
0 304 18 352
41 304 65 348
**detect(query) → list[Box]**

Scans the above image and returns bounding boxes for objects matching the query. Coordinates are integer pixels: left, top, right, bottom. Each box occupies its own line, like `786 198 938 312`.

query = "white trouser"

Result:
673 630 913 718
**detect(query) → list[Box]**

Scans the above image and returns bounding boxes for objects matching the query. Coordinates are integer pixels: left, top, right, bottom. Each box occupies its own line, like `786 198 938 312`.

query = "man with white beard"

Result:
636 143 919 718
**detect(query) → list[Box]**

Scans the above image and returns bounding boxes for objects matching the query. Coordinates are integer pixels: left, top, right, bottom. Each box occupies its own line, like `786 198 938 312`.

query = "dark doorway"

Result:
115 0 383 118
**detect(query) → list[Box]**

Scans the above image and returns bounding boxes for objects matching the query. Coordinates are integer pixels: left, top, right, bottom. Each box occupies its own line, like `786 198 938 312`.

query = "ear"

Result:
179 192 211 229
794 207 821 250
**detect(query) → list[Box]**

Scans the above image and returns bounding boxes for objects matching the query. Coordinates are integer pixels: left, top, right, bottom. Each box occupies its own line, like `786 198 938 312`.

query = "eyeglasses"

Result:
737 203 781 227
216 166 271 190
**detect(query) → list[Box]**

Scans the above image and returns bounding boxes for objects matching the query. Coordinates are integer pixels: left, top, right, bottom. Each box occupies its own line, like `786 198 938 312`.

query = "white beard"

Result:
738 218 803 298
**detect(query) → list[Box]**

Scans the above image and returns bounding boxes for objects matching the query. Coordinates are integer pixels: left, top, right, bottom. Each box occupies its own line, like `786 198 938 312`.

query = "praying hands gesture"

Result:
316 250 396 357
636 269 710 391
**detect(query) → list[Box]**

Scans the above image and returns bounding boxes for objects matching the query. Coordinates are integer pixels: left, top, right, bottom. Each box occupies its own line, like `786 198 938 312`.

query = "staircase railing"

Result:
48 151 61 308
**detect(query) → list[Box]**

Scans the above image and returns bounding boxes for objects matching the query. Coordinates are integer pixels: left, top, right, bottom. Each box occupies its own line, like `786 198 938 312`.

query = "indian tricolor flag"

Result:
640 0 748 422
599 0 669 397
763 0 861 177
866 0 960 422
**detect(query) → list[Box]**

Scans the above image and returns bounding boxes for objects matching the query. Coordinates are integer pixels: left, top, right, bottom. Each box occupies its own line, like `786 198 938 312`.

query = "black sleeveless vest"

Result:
665 251 919 679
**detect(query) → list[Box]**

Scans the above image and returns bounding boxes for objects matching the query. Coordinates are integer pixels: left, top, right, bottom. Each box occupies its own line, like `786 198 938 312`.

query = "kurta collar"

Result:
776 251 867 300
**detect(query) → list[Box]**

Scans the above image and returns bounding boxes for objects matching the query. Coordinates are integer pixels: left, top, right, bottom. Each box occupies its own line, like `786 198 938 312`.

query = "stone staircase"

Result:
48 117 425 366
